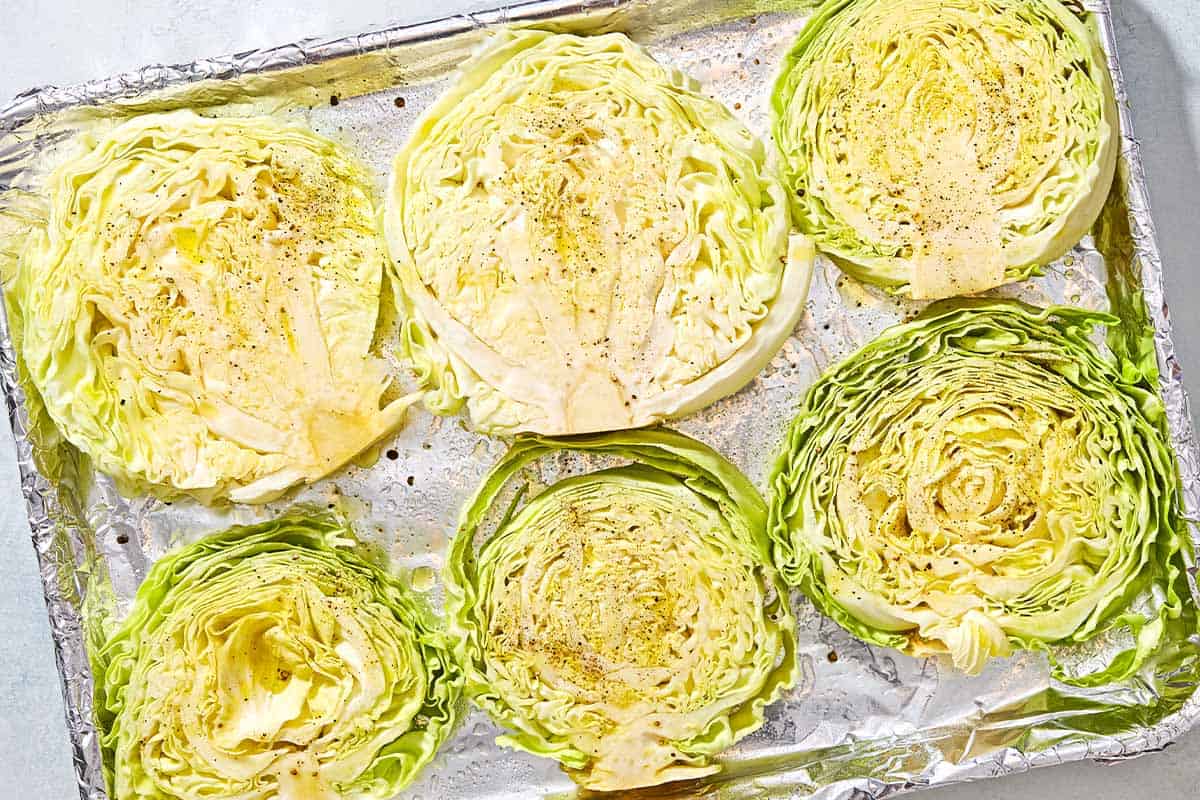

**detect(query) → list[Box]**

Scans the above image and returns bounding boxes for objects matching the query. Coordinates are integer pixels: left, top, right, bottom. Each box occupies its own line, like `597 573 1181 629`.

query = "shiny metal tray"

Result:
1 1 1197 798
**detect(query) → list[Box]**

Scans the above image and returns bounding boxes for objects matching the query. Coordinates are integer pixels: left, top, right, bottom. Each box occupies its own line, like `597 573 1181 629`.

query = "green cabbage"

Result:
12 111 411 504
772 0 1118 299
386 29 813 435
92 513 460 800
768 300 1186 680
445 429 797 790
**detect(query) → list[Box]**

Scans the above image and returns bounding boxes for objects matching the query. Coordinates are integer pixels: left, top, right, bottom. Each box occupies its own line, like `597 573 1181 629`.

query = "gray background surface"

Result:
0 0 1197 797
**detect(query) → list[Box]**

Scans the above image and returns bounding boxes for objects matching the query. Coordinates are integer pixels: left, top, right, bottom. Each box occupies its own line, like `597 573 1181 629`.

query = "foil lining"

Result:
0 0 1198 798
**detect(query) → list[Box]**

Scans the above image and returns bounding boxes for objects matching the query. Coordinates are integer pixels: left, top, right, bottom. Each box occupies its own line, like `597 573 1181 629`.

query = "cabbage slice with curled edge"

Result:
387 30 813 435
91 513 461 800
768 301 1187 680
445 429 798 790
11 111 411 503
772 0 1118 299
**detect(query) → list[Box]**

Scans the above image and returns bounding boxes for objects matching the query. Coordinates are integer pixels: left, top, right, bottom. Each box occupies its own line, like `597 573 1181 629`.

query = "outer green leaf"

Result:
386 29 813 435
92 513 461 800
445 429 797 790
771 0 1118 299
768 300 1188 681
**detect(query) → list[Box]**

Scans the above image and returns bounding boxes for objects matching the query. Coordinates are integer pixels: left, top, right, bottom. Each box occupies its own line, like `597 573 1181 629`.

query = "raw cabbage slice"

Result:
445 429 797 789
91 513 461 800
12 111 410 503
387 30 813 435
772 0 1118 298
768 301 1187 680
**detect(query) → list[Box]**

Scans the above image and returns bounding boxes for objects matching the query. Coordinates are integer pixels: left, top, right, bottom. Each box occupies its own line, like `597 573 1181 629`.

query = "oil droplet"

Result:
353 442 382 469
412 566 436 591
836 273 888 311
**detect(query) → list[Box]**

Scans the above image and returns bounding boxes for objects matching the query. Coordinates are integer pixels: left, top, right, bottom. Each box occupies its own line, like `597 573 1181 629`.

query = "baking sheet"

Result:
1 0 1198 798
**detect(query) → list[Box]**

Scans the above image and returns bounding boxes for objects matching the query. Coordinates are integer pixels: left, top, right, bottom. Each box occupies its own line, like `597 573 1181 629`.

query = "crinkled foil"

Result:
0 0 1198 798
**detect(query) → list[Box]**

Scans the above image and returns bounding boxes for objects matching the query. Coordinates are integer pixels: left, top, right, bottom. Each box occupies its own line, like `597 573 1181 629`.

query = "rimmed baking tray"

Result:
1 1 1197 798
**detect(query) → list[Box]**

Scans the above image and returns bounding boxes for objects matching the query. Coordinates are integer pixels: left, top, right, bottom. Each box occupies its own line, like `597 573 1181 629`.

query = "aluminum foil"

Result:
1 0 1198 798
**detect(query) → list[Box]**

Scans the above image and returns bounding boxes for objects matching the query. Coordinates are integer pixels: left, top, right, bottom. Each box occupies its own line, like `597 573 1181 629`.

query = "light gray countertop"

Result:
1 0 1198 797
